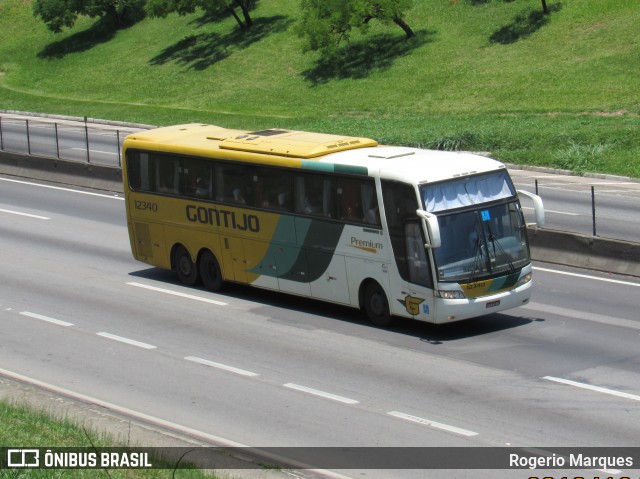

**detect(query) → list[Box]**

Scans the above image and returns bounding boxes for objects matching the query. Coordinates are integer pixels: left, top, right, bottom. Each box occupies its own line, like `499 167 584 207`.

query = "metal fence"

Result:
0 115 130 167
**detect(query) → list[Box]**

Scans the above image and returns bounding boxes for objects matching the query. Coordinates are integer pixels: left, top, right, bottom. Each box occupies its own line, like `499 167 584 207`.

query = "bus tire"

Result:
173 245 198 286
363 281 393 327
199 250 223 292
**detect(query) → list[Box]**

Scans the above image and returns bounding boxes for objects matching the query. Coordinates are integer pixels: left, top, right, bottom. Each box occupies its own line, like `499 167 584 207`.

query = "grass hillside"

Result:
0 0 639 177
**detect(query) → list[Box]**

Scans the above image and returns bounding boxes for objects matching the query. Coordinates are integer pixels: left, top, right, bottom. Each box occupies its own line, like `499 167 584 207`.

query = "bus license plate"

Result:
486 300 501 308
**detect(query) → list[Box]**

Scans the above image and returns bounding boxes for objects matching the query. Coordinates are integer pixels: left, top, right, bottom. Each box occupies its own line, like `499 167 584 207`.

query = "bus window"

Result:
337 178 380 226
255 167 293 211
405 221 433 288
180 158 213 199
156 156 180 195
295 174 335 218
221 164 253 206
382 180 419 282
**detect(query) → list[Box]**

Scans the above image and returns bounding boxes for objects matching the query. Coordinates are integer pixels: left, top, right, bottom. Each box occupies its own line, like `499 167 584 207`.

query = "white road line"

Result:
543 376 640 402
388 411 479 437
533 266 640 287
0 208 50 220
19 311 73 327
0 177 123 200
521 302 640 331
185 356 259 377
126 282 228 306
283 383 359 405
522 206 579 216
96 332 156 350
71 147 118 156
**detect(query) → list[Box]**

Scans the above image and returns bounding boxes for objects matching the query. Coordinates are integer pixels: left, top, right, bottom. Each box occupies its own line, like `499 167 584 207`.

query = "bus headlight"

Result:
516 272 532 288
436 290 466 300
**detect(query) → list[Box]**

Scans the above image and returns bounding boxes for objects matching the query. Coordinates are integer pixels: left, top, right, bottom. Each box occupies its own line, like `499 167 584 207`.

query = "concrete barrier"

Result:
2 151 639 278
0 151 122 192
527 227 640 277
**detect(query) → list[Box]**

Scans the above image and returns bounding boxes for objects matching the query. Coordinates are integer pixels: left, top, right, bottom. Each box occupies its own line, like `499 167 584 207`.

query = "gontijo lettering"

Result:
186 205 260 232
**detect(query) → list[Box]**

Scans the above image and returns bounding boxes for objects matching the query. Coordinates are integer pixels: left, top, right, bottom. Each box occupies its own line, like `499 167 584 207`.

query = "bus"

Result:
122 124 544 326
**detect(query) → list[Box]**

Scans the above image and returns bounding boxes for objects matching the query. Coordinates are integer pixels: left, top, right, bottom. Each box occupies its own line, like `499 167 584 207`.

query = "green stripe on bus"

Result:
301 160 368 176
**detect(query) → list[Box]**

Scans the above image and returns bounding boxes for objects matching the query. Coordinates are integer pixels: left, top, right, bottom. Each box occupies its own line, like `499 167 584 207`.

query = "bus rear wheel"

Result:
364 281 393 327
199 250 223 292
173 245 198 286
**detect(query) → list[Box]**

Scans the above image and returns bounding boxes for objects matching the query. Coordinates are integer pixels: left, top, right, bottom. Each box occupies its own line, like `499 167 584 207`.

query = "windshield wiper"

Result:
486 224 515 274
467 224 487 283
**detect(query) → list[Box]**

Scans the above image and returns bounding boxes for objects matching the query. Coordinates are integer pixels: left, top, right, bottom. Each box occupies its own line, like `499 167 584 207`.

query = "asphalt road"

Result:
1 174 639 478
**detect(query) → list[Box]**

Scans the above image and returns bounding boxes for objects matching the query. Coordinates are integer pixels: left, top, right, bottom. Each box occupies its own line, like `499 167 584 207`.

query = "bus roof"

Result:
124 123 505 185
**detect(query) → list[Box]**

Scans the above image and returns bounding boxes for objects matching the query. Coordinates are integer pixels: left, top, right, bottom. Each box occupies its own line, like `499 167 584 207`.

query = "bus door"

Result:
404 220 435 318
220 235 247 283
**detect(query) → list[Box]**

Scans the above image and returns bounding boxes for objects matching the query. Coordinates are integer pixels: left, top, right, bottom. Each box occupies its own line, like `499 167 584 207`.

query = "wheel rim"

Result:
178 254 193 276
204 257 218 283
370 290 386 316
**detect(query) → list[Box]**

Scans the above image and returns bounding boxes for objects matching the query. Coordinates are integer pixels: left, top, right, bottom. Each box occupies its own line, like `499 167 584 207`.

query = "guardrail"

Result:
0 114 148 168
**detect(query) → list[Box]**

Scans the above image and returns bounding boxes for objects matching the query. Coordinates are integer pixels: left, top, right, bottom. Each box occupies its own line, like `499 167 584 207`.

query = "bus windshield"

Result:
419 171 529 283
429 201 530 282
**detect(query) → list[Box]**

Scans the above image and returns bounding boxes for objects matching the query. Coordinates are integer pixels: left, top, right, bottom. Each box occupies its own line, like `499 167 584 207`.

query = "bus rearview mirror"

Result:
416 209 441 248
516 190 545 227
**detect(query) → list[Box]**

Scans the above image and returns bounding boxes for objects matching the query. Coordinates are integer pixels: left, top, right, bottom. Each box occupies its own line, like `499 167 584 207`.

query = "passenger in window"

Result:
232 188 246 204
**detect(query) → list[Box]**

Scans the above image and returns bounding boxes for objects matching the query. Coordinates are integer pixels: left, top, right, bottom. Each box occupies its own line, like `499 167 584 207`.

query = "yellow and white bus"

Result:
122 124 544 326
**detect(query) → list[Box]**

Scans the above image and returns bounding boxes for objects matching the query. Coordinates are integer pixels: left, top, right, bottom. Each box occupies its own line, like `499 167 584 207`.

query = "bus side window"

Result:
405 221 433 288
221 164 253 206
337 178 379 226
382 180 419 283
255 167 293 211
295 174 335 218
338 178 361 221
156 156 179 195
180 158 212 199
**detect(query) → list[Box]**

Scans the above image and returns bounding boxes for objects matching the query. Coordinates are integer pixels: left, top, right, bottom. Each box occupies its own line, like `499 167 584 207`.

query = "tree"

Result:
145 0 256 29
541 0 549 14
33 0 145 33
297 0 415 55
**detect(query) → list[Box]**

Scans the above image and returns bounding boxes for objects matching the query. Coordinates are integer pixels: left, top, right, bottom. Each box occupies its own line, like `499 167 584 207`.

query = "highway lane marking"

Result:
0 177 124 200
283 383 359 405
71 147 118 156
521 302 640 331
533 266 640 287
127 282 228 306
388 411 479 437
543 376 640 403
96 332 157 350
0 208 50 220
185 356 259 377
521 206 579 216
19 311 73 327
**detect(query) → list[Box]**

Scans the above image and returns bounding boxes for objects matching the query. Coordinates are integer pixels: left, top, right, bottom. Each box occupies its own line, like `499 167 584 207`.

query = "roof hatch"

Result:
218 129 377 159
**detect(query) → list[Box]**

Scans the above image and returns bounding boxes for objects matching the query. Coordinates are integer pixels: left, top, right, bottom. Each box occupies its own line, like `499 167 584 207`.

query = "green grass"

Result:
1 0 639 177
0 401 213 478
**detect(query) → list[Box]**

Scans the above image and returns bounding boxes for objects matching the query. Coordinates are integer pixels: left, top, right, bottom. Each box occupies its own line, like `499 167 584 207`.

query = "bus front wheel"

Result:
199 250 223 292
173 245 198 286
363 281 393 327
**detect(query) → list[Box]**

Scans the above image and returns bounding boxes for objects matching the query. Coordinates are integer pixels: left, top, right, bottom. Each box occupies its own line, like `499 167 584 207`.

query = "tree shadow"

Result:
150 15 292 71
302 29 434 85
489 3 561 44
38 13 144 59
